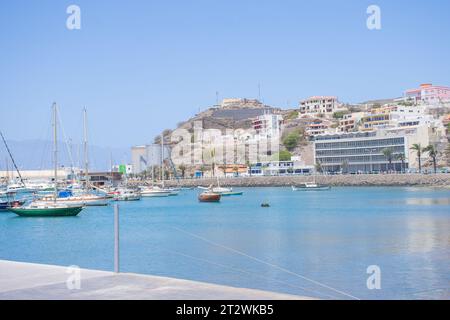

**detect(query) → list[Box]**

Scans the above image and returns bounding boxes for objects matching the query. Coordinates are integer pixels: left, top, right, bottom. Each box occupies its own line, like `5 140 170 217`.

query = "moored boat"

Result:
291 183 331 191
198 191 221 202
9 202 83 217
139 186 171 197
114 189 141 201
6 103 84 217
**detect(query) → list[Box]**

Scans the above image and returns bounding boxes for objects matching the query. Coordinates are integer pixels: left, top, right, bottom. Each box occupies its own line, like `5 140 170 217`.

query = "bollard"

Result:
114 203 120 273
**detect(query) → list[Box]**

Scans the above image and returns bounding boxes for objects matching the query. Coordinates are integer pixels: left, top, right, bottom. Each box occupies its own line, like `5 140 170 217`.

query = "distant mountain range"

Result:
1 139 130 172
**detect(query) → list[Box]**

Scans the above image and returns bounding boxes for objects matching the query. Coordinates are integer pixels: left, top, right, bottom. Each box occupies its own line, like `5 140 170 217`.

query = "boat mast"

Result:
53 102 58 202
83 107 89 190
0 131 25 187
160 134 164 186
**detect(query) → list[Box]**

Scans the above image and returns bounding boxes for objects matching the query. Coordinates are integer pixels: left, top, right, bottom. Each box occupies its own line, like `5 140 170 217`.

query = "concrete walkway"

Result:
0 260 311 300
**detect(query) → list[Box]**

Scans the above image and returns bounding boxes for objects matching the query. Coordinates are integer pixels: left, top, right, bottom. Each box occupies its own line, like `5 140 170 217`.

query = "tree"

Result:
410 143 422 173
274 150 292 161
423 144 438 174
286 110 299 120
315 161 323 174
445 144 450 166
246 160 252 176
283 131 300 151
396 153 406 173
333 110 349 119
382 148 394 172
341 160 349 174
178 164 186 178
210 149 216 177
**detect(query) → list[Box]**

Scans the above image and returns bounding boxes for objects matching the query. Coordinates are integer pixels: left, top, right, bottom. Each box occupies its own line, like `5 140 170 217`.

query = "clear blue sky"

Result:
1 0 449 148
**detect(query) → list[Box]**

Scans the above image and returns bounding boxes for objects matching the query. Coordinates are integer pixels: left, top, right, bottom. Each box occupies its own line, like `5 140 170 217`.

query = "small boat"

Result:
9 201 83 217
261 202 270 207
220 191 243 196
114 189 141 201
0 200 25 211
291 183 331 191
198 191 221 202
139 186 171 198
198 180 243 196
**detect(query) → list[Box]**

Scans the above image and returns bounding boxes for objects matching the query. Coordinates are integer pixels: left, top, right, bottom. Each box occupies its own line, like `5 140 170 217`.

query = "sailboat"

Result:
198 177 243 196
9 103 84 217
38 108 109 206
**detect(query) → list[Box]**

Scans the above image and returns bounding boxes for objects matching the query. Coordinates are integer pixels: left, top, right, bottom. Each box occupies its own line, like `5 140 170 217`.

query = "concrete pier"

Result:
0 260 311 300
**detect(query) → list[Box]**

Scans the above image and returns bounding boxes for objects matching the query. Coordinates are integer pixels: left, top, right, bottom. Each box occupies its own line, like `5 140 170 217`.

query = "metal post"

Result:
114 204 120 273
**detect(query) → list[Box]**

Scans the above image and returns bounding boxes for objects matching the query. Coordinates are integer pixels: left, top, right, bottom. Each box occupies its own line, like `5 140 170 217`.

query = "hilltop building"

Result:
252 112 283 138
404 83 450 104
299 96 346 117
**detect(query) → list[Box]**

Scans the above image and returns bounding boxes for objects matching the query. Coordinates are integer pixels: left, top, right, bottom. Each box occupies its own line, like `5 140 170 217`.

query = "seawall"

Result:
160 174 450 188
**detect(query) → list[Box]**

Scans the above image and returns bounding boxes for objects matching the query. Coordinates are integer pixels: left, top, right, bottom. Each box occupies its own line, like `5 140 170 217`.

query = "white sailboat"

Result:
38 107 109 206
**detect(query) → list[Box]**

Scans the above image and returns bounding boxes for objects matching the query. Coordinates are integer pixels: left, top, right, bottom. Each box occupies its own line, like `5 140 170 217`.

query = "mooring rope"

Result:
172 226 360 300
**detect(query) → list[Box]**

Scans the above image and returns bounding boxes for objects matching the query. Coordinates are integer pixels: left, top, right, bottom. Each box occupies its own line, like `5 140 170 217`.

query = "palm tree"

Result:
410 143 422 173
315 161 323 174
210 149 216 177
178 164 186 179
396 153 406 173
246 160 252 176
382 148 394 172
423 144 438 173
341 160 349 174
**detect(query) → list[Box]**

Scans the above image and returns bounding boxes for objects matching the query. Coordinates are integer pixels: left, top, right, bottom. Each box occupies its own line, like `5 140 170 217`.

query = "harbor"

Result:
1 187 449 299
1 1 450 304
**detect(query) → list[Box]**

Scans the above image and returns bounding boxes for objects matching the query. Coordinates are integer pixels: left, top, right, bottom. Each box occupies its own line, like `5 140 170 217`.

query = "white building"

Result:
252 112 283 138
299 96 346 117
314 125 434 173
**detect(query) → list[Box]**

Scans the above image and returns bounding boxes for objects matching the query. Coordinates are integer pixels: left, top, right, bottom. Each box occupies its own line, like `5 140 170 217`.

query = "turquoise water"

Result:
0 187 449 299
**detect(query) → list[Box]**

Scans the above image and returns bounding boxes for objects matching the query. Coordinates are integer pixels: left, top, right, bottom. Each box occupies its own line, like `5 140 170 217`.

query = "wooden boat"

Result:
198 191 221 202
291 183 331 191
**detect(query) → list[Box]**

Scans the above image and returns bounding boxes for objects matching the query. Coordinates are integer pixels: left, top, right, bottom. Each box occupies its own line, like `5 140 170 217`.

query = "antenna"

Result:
258 83 261 101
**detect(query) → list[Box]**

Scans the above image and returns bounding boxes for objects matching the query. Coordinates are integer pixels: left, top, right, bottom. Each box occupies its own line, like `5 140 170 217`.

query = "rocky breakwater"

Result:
163 174 450 188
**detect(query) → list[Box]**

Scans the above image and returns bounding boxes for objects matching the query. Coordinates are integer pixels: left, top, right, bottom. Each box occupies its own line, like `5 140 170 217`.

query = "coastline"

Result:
161 174 450 188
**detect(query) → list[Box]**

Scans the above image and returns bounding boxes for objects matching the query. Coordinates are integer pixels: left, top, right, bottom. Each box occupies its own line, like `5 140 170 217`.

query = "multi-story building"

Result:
131 144 170 174
299 96 346 117
305 118 334 136
252 112 283 138
404 83 450 104
313 126 432 173
338 112 365 132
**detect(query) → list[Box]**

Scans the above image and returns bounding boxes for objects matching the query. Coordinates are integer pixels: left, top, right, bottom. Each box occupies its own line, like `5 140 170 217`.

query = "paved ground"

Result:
0 260 311 300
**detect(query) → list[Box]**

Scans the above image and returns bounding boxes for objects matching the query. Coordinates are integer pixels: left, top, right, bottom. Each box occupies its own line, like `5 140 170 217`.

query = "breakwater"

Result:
161 174 450 187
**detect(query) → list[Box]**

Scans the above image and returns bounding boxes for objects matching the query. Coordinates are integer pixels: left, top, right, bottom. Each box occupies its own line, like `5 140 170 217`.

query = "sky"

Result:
0 0 449 148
